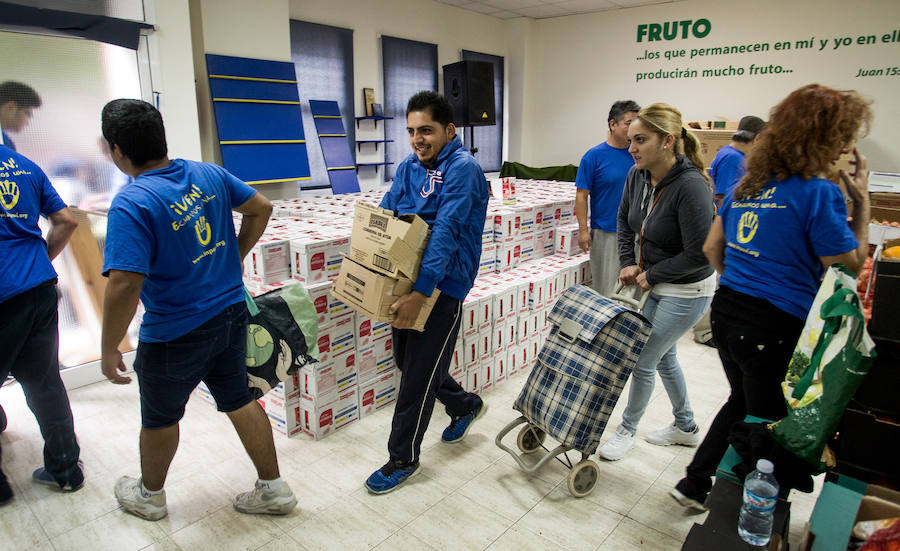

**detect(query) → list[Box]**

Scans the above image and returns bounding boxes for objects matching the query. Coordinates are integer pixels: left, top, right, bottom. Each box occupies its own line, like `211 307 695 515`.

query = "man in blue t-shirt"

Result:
708 116 766 208
0 82 41 152
364 91 489 495
99 99 296 521
0 144 81 502
574 100 640 296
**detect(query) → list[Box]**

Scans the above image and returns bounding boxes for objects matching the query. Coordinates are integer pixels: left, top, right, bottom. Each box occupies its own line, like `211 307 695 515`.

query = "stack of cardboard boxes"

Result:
197 180 592 441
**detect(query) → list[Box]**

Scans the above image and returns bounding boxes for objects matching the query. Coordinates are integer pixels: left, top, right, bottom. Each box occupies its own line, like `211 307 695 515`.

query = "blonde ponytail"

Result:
637 103 711 188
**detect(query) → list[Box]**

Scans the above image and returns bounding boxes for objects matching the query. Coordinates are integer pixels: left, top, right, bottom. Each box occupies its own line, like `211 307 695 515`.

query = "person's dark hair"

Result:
736 84 872 200
731 115 766 143
0 81 41 108
101 99 167 166
407 91 454 127
608 100 641 126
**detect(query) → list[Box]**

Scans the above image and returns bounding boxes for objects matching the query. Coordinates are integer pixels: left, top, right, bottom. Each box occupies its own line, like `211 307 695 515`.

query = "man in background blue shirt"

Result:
708 116 766 208
0 144 81 503
0 82 41 152
574 100 640 296
100 99 295 521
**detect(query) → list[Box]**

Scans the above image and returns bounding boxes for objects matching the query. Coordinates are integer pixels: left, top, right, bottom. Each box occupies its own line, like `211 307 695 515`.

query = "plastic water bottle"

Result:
737 459 779 546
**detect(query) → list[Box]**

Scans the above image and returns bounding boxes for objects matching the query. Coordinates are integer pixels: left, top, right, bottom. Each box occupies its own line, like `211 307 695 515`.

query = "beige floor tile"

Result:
256 533 311 551
0 492 55 550
581 461 656 516
287 496 396 551
155 470 234 535
405 493 515 550
457 459 556 521
139 537 184 551
17 468 123 539
417 437 498 490
266 467 343 532
371 529 440 550
351 470 453 526
596 517 683 550
486 525 572 551
626 477 708 542
169 506 282 551
307 443 390 495
515 485 623 551
51 508 168 551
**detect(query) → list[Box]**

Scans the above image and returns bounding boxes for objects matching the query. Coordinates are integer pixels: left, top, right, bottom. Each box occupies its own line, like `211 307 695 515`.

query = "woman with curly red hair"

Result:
671 84 873 511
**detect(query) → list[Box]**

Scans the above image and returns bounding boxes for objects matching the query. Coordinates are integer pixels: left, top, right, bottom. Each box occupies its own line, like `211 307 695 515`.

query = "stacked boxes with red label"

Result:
231 181 588 439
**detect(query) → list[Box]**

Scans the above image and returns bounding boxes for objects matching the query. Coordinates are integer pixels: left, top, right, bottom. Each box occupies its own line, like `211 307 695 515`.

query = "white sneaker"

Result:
596 427 635 461
115 476 167 521
645 423 701 447
233 481 297 515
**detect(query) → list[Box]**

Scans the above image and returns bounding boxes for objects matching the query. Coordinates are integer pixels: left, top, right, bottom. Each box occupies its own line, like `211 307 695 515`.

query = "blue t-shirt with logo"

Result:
709 145 745 197
575 142 633 232
103 159 256 342
718 175 858 320
0 145 67 303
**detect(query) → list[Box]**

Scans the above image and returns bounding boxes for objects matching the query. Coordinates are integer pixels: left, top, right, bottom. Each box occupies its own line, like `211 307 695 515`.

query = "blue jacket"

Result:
380 135 488 301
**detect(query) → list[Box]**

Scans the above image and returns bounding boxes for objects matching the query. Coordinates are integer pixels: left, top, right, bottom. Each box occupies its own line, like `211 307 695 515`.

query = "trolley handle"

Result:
611 282 650 311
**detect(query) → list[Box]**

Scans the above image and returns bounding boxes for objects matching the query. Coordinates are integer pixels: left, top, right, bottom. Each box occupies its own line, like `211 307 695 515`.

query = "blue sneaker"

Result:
32 461 84 492
442 401 487 443
365 460 419 494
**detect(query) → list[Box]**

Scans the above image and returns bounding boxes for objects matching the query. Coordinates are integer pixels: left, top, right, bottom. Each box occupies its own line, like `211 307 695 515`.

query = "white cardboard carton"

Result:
358 370 398 418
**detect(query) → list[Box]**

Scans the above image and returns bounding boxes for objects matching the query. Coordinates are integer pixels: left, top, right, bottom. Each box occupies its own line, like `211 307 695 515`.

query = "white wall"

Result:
520 0 900 172
152 0 202 161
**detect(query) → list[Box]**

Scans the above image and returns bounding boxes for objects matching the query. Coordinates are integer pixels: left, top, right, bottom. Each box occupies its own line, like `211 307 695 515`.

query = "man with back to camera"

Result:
99 99 297 520
0 81 41 152
709 115 766 208
0 139 82 504
364 91 490 494
574 100 641 297
693 115 766 346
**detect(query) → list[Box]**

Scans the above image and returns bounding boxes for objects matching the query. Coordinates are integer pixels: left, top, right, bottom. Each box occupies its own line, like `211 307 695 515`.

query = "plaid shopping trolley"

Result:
495 284 651 497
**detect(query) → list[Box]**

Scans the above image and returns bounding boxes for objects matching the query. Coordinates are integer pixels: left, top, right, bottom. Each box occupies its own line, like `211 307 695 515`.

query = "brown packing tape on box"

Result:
349 201 430 281
332 256 439 332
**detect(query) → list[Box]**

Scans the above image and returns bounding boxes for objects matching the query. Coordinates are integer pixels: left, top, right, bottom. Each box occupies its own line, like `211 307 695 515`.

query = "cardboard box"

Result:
480 360 493 393
304 281 331 327
355 315 390 349
493 353 507 386
518 234 535 263
358 370 398 418
314 313 356 365
290 235 349 283
246 239 291 285
332 349 359 393
802 481 900 551
299 362 337 397
298 386 359 440
555 224 581 256
332 257 439 332
264 393 304 437
268 371 302 402
492 319 507 353
690 128 734 167
479 243 498 275
465 363 481 393
349 202 430 280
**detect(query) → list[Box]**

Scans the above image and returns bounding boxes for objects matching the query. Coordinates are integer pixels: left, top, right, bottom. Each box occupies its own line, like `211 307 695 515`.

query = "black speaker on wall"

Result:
442 61 495 127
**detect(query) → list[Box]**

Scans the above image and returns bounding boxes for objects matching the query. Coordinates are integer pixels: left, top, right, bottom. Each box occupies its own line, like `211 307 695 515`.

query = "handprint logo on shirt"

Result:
737 211 759 244
194 216 212 246
0 179 19 210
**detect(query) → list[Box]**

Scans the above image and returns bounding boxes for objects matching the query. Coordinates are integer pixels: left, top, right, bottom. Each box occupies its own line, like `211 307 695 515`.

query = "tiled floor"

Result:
0 335 823 550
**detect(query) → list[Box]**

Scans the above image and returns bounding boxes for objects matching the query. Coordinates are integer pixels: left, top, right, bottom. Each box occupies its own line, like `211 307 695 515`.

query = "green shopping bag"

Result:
243 282 319 399
770 264 875 470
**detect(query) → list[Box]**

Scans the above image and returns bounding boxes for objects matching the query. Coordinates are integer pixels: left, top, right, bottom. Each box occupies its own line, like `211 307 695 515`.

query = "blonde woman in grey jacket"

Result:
597 103 716 461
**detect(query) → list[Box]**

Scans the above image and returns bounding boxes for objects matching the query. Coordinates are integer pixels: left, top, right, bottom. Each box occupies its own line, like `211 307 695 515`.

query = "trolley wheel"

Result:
567 460 600 498
516 425 546 454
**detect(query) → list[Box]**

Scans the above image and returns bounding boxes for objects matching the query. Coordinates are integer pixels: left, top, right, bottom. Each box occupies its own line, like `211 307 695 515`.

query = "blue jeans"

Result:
0 281 82 486
620 291 712 435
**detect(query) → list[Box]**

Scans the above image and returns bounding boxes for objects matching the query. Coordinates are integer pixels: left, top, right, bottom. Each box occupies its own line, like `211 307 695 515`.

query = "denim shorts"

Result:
134 301 253 428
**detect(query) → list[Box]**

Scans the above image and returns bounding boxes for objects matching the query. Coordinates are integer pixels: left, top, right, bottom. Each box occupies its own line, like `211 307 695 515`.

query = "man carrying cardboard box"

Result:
99 99 297 520
364 91 490 494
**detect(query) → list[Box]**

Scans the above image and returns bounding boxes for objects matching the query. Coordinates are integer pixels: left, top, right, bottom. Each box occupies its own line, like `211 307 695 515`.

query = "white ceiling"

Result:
434 0 680 19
